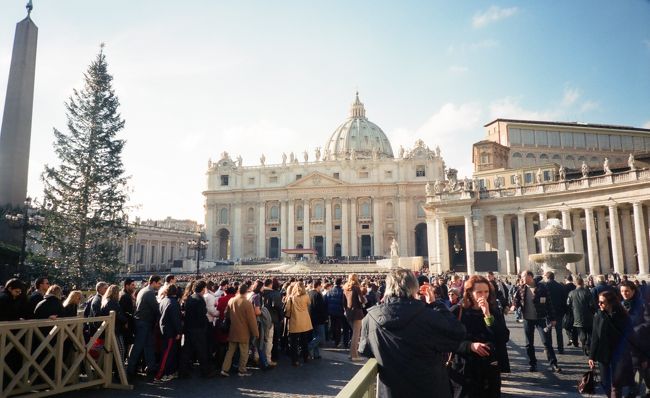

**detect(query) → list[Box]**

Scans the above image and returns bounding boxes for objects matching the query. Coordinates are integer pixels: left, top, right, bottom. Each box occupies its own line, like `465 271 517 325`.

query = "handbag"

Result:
577 369 596 394
283 298 292 319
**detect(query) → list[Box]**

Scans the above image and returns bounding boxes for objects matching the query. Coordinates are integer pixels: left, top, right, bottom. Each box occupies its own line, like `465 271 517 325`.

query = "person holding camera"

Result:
449 275 509 397
511 270 562 373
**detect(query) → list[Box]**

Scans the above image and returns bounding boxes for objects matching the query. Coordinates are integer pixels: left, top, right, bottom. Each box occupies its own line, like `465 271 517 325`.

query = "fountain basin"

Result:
529 253 583 264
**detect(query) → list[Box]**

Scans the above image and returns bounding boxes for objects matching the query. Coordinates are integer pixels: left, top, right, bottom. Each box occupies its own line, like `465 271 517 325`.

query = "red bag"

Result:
89 337 105 359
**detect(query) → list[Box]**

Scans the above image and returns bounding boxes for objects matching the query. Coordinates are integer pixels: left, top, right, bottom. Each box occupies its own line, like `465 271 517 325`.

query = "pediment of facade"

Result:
287 172 345 189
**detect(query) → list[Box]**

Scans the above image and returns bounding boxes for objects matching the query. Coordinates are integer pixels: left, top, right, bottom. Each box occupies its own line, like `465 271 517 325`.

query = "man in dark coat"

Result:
119 278 137 349
511 270 561 372
25 277 49 319
567 277 595 356
359 269 466 398
0 279 26 321
308 279 328 359
179 280 215 378
127 275 162 378
544 271 568 353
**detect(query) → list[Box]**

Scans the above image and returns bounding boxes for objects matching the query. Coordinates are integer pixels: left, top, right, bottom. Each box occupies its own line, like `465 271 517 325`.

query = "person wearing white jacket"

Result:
204 280 220 361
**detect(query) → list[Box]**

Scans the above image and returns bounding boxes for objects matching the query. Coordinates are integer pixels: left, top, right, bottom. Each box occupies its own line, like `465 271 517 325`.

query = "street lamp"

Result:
4 197 45 279
187 236 208 278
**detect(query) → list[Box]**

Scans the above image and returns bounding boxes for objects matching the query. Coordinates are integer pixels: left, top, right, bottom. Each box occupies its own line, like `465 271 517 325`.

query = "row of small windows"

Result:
216 201 426 225
512 152 625 167
509 128 650 151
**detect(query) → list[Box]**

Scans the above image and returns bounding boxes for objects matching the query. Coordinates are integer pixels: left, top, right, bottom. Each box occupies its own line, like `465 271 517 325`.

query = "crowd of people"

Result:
0 268 648 397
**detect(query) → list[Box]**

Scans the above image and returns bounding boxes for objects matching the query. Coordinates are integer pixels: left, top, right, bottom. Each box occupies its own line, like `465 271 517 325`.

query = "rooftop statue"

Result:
535 168 543 184
581 161 590 178
629 153 636 171
282 152 287 166
558 165 566 181
303 150 308 163
603 157 612 175
260 153 265 166
398 145 405 159
315 147 321 162
236 155 242 168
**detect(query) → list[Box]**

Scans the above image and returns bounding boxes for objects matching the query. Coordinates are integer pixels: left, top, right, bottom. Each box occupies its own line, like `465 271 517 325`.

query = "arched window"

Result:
270 205 279 220
360 201 371 218
417 202 425 218
385 202 394 219
539 153 549 161
512 152 522 158
334 204 342 220
296 205 303 221
314 203 324 220
219 208 229 224
247 207 254 223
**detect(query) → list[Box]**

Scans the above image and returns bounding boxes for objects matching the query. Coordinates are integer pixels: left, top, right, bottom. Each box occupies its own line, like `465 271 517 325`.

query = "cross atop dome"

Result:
350 91 366 119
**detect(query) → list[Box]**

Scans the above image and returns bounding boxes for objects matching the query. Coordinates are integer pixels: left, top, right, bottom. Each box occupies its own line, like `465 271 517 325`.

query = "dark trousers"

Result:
523 319 557 367
271 321 281 361
127 320 156 375
330 315 350 346
552 314 564 350
180 328 213 376
575 327 592 354
156 337 179 379
289 331 311 363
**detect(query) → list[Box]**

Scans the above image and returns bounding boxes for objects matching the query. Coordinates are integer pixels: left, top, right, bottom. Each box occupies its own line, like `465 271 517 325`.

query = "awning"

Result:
281 248 318 255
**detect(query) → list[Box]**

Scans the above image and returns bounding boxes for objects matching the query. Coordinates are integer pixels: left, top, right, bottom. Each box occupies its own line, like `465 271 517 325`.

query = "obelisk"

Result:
0 1 38 208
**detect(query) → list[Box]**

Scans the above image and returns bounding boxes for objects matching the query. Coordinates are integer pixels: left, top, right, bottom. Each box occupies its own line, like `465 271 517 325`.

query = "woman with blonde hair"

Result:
100 284 128 359
284 281 313 366
343 273 366 361
34 284 64 319
62 290 83 317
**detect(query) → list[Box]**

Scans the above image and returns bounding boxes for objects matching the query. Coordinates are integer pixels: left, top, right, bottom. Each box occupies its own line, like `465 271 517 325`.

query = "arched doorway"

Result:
415 223 428 258
314 236 324 258
217 228 230 260
269 237 280 259
361 235 372 257
334 243 342 258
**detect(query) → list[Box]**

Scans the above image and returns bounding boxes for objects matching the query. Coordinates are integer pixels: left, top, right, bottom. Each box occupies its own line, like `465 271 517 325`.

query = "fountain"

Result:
528 218 583 280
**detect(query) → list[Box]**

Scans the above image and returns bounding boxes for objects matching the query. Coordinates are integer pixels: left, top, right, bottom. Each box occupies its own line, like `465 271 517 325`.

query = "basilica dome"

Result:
324 93 394 160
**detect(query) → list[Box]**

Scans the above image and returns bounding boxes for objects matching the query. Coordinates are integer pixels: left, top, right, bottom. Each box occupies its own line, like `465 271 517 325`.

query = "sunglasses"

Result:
598 301 606 305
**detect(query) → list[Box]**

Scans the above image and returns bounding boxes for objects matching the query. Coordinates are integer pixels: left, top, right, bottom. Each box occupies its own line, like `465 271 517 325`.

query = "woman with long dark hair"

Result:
449 275 509 397
343 273 366 361
589 290 634 398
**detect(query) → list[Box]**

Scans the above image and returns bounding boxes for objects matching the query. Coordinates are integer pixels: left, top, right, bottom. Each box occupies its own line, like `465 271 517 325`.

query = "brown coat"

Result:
225 294 259 343
286 293 313 333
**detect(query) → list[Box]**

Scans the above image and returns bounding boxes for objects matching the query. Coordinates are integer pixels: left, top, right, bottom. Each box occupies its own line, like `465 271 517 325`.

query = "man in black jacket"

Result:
179 280 215 378
308 279 328 359
119 278 136 351
127 275 161 378
511 270 561 373
25 277 49 319
359 269 466 398
543 271 568 353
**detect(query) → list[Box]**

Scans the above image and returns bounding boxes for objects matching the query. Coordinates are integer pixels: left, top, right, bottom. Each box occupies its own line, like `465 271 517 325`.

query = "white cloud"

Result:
489 97 561 121
580 101 599 113
390 102 484 178
473 6 518 28
448 65 469 74
643 121 650 129
562 87 580 106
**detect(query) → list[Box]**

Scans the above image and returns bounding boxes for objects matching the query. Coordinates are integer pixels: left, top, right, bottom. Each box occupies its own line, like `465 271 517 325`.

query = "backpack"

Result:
259 306 273 331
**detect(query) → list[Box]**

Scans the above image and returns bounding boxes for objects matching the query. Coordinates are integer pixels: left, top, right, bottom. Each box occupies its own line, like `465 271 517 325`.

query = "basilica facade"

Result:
203 94 445 261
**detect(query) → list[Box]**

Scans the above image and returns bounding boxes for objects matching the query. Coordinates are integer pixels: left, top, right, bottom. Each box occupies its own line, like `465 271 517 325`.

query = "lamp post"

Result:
4 197 45 279
187 236 208 278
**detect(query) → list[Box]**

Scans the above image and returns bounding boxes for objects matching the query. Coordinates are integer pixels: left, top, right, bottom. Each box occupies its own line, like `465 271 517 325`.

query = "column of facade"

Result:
620 207 636 273
633 202 649 275
584 208 600 275
280 200 288 257
464 214 475 275
350 198 358 256
232 204 242 259
561 209 576 274
303 200 311 249
287 200 295 250
257 202 266 258
496 214 507 274
538 212 547 253
474 212 486 252
608 204 624 275
440 219 450 272
325 198 333 257
571 212 586 275
526 214 537 255
373 198 382 256
433 217 443 274
341 199 349 256
596 208 611 273
504 216 515 274
517 213 529 272
398 197 408 255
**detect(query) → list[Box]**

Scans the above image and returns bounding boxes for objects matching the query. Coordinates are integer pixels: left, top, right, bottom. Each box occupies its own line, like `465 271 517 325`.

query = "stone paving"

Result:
58 313 626 397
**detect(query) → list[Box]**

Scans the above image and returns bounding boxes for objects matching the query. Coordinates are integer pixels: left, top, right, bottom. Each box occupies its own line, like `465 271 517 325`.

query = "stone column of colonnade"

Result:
325 199 333 256
608 204 624 275
257 203 266 258
280 201 288 257
561 209 575 274
633 202 649 275
538 212 547 254
620 207 636 272
571 211 586 275
516 213 529 272
303 201 311 249
496 214 507 274
596 208 611 273
464 214 475 275
341 199 349 256
425 217 438 274
372 199 382 256
584 208 600 275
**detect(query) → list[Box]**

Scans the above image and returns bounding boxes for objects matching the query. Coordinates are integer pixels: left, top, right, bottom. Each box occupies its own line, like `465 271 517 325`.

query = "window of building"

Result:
359 171 369 178
610 135 622 151
270 227 277 232
295 174 302 180
296 205 303 221
417 202 425 218
416 165 426 177
220 175 229 186
139 245 144 263
552 154 561 161
360 202 371 218
386 202 394 218
585 133 598 149
161 247 166 263
170 247 174 261
151 246 156 264
622 135 634 151
535 130 548 146
128 244 133 263
509 128 521 145
247 177 255 185
543 170 552 181
297 226 303 231
384 170 392 179
219 208 229 224
314 203 324 220
361 224 370 230
334 204 341 220
510 175 516 185
334 225 341 230
524 173 533 184
521 129 535 146
333 172 340 179
247 207 255 223
598 134 610 150
480 153 490 164
269 176 278 183
560 132 573 147
548 131 560 147
574 133 586 148
269 205 279 220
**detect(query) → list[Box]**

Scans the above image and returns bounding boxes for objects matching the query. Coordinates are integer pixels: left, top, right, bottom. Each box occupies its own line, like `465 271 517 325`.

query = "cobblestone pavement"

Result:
59 313 636 397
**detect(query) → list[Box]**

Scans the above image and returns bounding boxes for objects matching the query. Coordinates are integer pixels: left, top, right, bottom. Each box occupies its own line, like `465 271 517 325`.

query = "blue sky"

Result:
1 1 649 222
